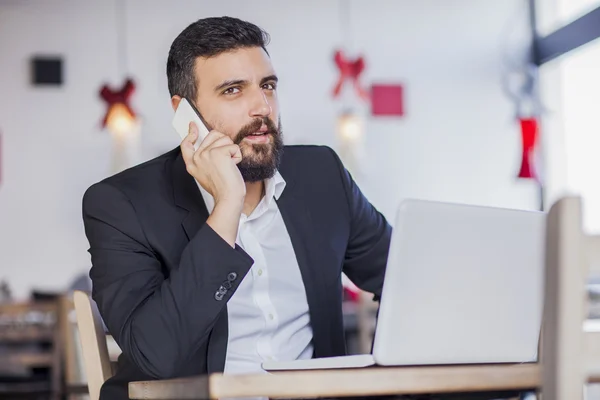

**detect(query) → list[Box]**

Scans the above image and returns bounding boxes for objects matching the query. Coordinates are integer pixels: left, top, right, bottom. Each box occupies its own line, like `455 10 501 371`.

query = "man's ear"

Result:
171 95 182 112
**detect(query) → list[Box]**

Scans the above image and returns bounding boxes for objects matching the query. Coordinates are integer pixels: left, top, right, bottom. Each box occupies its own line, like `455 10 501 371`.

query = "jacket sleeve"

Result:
327 147 392 300
82 181 253 379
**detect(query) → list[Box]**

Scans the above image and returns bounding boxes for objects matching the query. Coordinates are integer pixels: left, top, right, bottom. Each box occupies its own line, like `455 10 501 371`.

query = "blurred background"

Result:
0 0 599 397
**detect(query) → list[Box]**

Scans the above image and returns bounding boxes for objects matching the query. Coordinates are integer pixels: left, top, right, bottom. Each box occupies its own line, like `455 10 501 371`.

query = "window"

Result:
536 0 600 35
539 1 600 232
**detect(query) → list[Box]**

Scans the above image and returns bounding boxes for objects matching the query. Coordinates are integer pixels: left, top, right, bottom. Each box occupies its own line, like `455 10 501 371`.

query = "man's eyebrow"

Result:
260 75 278 85
214 79 248 92
214 75 278 92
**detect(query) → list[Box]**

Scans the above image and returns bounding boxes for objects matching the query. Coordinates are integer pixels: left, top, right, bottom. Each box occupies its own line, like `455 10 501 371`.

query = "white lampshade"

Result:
105 103 137 137
337 112 364 143
104 103 141 174
336 111 365 177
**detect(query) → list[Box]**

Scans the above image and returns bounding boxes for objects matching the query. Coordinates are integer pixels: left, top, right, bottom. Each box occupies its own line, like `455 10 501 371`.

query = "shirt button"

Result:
268 314 274 320
258 269 263 276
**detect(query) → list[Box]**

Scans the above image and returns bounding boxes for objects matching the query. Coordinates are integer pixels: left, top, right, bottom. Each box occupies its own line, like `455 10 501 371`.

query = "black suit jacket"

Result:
82 145 392 400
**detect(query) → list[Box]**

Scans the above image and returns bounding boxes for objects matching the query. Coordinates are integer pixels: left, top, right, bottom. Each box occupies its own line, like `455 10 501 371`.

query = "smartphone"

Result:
172 98 210 150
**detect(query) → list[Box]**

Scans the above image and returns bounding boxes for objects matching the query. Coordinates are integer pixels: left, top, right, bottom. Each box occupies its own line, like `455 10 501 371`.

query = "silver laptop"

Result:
262 199 545 371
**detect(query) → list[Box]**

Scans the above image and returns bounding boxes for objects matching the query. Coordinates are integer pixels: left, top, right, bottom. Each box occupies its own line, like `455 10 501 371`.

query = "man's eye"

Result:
223 87 240 95
263 83 277 90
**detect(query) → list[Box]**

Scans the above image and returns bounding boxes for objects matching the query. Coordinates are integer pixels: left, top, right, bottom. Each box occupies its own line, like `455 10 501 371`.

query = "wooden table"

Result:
128 363 570 399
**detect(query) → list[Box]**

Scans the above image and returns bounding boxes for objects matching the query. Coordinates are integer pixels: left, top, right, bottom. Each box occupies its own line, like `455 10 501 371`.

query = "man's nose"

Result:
250 90 272 118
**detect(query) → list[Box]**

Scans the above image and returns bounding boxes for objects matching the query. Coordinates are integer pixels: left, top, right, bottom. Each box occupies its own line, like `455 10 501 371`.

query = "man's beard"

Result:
232 117 283 182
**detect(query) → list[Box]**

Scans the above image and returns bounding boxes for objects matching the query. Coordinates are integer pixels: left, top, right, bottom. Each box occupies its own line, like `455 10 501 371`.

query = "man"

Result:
83 16 391 400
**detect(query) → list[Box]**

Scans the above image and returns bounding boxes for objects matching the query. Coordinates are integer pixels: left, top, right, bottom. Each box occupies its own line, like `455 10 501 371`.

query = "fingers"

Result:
215 144 243 164
183 122 199 146
231 145 243 164
197 130 229 152
180 122 199 165
182 124 240 168
205 135 234 150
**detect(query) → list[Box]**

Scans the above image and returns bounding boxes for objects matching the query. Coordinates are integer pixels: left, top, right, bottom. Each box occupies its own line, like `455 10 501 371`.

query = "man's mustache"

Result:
234 118 278 144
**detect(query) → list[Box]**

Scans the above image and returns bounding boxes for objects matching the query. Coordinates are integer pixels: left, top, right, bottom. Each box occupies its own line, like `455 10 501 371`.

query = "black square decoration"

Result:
31 56 63 85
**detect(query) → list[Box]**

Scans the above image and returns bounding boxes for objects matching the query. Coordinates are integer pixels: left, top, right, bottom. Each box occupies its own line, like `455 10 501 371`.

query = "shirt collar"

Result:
197 170 286 214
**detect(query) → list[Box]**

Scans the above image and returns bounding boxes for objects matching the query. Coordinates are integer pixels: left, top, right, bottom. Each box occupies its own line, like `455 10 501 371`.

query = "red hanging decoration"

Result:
99 78 136 128
517 117 539 180
332 50 370 101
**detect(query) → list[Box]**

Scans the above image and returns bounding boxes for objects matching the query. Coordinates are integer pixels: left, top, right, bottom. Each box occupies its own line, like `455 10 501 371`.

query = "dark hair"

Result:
167 16 270 101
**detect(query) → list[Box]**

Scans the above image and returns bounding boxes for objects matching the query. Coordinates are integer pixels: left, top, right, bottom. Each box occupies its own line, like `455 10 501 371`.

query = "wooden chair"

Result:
541 196 600 399
59 293 92 399
73 290 114 400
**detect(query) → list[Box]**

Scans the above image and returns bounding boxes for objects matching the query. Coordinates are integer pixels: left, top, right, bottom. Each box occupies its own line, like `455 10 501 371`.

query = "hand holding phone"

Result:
174 98 245 212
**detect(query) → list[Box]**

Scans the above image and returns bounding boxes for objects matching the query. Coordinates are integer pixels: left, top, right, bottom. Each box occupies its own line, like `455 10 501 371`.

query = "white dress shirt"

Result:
197 171 314 375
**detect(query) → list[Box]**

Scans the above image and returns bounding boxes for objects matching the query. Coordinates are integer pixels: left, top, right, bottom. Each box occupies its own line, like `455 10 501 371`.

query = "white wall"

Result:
0 0 539 299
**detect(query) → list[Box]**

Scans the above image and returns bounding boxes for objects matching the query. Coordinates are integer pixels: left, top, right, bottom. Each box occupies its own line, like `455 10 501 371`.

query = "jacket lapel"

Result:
171 152 209 240
171 151 228 373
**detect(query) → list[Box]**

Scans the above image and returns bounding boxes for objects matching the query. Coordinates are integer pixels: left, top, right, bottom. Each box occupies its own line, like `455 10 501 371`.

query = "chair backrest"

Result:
542 196 600 400
73 290 113 400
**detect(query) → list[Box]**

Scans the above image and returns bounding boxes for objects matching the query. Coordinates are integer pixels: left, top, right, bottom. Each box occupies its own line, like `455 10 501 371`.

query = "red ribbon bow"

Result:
332 50 369 101
517 117 538 180
99 78 136 128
